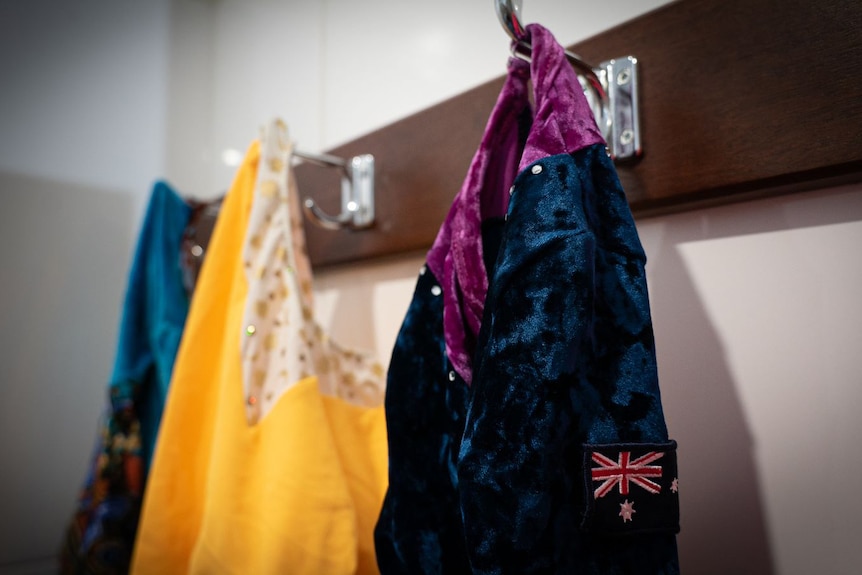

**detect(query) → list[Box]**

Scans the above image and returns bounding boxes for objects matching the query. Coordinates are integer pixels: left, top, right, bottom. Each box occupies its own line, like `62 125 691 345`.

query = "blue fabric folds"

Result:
110 181 192 468
62 181 192 575
376 22 678 574
457 146 679 574
375 147 679 575
374 263 474 574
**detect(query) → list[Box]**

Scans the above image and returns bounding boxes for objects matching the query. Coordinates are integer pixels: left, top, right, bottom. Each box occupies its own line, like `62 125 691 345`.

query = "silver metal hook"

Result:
300 153 375 231
495 0 642 160
496 0 526 41
498 0 596 85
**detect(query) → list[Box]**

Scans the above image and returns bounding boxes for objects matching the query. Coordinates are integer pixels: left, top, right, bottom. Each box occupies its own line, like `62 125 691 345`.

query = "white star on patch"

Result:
671 478 679 493
619 499 636 523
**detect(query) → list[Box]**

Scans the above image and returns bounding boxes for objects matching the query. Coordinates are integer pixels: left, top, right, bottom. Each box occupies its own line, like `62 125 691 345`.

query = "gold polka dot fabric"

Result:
241 119 385 424
131 122 388 575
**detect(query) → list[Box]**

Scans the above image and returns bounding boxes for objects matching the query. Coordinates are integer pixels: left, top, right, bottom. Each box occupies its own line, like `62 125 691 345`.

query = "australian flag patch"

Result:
580 441 680 536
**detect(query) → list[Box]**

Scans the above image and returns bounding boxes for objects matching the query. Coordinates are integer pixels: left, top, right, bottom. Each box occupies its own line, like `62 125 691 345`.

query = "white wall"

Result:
0 0 170 202
0 1 172 573
2 1 859 574
638 185 862 574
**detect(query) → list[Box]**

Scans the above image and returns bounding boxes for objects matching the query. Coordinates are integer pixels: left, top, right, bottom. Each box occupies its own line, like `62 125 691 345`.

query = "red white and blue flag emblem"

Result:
591 450 665 499
580 442 680 535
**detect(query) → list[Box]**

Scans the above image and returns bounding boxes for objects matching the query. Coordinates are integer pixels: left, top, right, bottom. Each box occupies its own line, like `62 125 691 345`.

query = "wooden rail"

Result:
296 0 862 268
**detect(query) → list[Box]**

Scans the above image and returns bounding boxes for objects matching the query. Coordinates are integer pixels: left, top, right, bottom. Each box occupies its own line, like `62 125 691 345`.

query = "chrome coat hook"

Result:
494 0 642 160
496 0 527 41
298 151 375 231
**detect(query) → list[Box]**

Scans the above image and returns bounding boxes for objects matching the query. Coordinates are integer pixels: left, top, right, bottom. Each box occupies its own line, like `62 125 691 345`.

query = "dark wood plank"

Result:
295 78 504 268
580 0 862 212
297 0 862 268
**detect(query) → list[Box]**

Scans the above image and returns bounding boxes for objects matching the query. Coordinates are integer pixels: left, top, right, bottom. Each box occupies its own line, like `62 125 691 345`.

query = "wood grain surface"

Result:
296 0 862 268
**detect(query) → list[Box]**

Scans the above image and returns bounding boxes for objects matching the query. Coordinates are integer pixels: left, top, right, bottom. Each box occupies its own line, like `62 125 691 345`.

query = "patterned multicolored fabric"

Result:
131 120 388 575
376 24 678 574
62 182 191 574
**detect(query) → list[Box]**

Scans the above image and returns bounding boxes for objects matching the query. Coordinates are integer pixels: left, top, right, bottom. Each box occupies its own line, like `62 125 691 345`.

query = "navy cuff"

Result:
580 440 680 536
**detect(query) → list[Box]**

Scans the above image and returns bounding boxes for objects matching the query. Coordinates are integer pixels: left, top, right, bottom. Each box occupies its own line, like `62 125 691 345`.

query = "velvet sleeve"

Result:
457 146 680 575
374 269 473 575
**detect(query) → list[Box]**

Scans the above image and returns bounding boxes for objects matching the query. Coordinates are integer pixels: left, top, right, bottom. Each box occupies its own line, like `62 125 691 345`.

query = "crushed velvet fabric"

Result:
517 24 604 171
426 58 529 387
374 265 473 575
427 24 603 386
458 147 679 574
376 23 678 575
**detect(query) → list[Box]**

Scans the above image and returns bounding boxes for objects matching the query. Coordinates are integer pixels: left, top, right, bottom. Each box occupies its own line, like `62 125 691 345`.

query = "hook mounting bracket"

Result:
303 154 375 230
498 0 642 160
598 56 641 160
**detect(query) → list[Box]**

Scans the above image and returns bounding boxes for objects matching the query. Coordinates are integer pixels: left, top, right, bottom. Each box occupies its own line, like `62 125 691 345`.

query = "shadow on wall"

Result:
0 171 135 569
649 216 776 574
647 184 862 575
